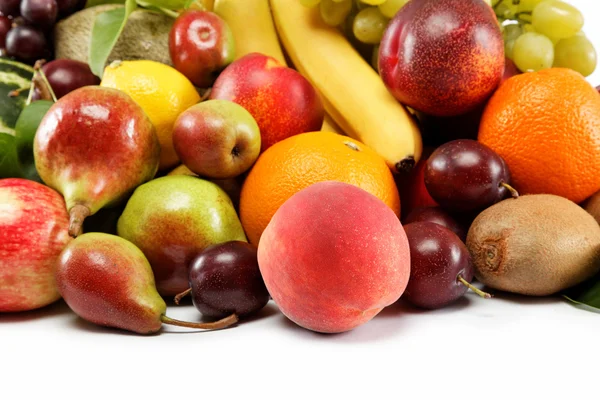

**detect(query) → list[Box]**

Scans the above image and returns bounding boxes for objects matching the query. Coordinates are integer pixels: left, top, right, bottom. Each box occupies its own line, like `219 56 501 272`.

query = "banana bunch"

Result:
214 0 422 173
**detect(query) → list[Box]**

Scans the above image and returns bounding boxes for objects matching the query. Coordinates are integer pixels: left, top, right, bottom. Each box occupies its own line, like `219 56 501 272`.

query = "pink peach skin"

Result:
257 181 411 333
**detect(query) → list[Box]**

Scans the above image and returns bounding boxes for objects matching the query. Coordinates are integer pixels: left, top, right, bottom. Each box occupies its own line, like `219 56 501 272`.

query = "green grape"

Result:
513 32 554 72
320 0 353 26
518 0 544 13
300 0 321 7
495 0 518 19
554 34 597 77
505 39 517 59
353 6 389 44
532 0 583 41
522 23 535 33
503 23 522 41
378 0 409 19
360 0 386 5
372 44 380 72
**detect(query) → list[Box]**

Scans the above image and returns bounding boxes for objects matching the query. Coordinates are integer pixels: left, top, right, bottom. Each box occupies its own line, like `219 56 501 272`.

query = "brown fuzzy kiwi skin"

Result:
466 194 600 296
53 5 174 68
584 190 600 225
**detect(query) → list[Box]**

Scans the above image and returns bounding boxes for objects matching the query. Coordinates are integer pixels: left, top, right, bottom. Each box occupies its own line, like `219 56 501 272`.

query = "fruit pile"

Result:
2 0 600 336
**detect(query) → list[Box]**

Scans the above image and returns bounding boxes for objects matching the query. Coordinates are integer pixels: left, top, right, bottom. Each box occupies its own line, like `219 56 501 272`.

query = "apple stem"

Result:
200 88 212 102
161 313 239 330
500 181 519 199
68 204 91 238
174 288 192 305
457 275 492 299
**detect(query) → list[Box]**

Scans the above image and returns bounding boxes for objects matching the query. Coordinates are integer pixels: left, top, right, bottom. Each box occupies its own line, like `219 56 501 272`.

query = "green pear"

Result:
57 233 238 334
117 175 247 297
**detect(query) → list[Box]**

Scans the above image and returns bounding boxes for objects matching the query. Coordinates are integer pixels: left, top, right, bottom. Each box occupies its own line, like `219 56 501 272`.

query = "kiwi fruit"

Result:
53 5 174 68
467 194 600 296
584 190 600 225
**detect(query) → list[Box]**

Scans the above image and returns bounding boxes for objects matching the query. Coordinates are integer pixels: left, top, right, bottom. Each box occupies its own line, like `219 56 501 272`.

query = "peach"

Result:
257 181 410 333
210 52 324 152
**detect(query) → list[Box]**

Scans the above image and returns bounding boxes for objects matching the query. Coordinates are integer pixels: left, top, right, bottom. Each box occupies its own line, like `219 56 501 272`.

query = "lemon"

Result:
101 60 201 170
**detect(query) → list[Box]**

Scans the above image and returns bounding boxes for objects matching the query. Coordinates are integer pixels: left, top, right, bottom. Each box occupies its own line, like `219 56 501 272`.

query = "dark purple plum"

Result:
403 206 467 242
21 0 58 30
185 241 269 320
39 59 101 99
403 222 490 309
5 25 49 62
424 139 515 213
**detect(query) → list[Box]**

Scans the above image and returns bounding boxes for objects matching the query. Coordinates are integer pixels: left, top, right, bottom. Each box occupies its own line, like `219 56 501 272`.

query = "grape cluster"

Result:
497 0 596 76
300 0 596 78
0 0 85 63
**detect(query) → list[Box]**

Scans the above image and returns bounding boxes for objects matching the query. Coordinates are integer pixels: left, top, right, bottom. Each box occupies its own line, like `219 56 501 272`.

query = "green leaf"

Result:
14 100 53 182
85 0 126 7
0 132 24 179
138 0 186 9
563 274 600 313
89 0 137 78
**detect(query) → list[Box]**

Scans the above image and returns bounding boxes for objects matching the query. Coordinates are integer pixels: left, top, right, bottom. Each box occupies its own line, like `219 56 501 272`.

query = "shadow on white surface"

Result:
0 300 72 323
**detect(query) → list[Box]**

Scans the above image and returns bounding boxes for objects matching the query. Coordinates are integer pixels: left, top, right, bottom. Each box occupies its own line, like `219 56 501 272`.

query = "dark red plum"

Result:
403 206 467 242
38 59 101 99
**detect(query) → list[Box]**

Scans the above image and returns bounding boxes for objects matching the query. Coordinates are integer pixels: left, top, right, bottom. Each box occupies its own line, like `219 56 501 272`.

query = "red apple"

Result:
169 10 235 88
258 181 410 333
379 0 504 117
501 57 521 84
172 99 261 179
210 53 324 152
0 178 71 312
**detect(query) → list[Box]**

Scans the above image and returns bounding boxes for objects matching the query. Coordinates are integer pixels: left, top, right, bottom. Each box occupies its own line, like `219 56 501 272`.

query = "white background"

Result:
3 1 600 399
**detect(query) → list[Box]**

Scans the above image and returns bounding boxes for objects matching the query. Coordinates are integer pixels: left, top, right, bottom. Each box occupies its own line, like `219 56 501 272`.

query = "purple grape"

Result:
21 0 58 30
56 0 85 18
0 0 21 18
5 25 48 62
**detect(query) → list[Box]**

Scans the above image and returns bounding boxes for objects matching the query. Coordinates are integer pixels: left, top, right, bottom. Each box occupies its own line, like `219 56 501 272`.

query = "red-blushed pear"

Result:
172 99 261 179
210 52 324 152
0 178 71 312
257 181 411 334
33 86 161 237
56 233 238 334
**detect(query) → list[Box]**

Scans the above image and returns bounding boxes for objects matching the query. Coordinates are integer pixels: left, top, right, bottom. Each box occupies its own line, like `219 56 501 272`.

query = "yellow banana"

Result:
270 0 422 173
321 113 344 135
214 0 287 65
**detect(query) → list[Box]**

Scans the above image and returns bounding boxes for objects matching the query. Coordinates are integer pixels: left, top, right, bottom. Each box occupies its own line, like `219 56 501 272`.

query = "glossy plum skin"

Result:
189 241 269 320
39 59 101 99
403 222 474 309
424 139 511 213
403 206 467 242
379 0 504 117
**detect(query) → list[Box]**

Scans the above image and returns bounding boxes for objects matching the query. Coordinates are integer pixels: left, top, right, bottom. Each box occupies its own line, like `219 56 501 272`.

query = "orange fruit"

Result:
240 131 401 245
479 68 600 204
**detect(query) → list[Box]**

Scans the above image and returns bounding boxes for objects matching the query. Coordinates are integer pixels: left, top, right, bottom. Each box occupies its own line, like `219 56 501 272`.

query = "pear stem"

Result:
33 60 58 103
500 181 519 199
161 313 238 330
174 288 192 305
68 204 91 238
457 275 492 299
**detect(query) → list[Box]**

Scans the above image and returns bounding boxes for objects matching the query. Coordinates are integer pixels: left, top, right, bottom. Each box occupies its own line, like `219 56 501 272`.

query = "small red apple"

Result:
0 178 71 312
210 53 324 152
169 10 235 88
